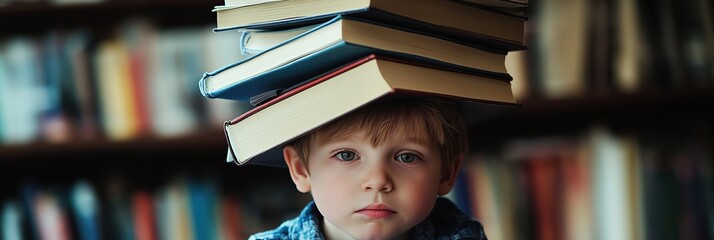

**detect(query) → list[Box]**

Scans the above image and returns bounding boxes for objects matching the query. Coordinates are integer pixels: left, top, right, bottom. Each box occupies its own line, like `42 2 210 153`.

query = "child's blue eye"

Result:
335 151 357 161
396 153 419 163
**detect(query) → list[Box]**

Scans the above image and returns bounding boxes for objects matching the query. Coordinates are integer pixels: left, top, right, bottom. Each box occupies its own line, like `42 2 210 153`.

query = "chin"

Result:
355 225 408 240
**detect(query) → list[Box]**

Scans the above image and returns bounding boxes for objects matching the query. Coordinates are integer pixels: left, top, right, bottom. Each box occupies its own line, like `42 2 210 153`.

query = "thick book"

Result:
213 0 526 51
199 16 510 101
131 190 157 240
223 55 519 167
69 181 101 240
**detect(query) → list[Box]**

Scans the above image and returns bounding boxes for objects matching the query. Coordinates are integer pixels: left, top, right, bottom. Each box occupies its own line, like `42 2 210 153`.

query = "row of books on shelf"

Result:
0 18 250 146
447 125 713 240
0 172 307 240
199 0 530 166
517 0 714 100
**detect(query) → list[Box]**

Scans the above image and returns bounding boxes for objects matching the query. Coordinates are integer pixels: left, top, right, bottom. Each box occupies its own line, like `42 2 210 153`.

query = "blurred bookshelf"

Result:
456 0 714 240
1 0 713 240
0 0 310 239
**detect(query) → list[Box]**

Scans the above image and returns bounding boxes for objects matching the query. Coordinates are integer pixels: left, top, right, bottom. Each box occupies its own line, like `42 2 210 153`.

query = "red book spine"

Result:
132 190 157 240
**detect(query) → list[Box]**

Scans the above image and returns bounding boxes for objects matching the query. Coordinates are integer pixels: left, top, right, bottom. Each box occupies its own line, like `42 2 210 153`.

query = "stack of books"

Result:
199 0 529 167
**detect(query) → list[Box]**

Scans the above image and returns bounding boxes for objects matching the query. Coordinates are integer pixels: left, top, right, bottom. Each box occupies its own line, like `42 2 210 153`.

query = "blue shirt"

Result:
249 197 487 240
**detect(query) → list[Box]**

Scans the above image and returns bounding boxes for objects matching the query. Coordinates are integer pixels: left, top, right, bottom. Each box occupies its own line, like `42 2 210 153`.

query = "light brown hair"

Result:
289 96 468 177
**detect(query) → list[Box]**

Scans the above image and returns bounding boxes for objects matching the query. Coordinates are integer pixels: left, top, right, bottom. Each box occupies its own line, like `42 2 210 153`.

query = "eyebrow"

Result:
319 134 362 145
317 130 433 146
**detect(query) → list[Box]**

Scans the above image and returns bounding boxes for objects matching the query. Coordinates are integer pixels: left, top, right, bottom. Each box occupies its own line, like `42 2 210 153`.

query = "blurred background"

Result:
0 0 712 239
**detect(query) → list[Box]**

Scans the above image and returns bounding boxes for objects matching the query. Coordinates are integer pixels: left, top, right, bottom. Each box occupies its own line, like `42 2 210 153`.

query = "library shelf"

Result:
468 89 714 149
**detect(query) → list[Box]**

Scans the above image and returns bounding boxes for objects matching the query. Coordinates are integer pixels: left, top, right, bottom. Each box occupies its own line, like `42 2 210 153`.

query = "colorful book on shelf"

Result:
103 176 135 240
155 176 194 240
223 54 519 166
32 189 72 240
2 200 25 240
464 154 515 240
95 38 142 140
187 177 219 240
213 0 526 51
131 190 157 240
219 196 244 240
69 181 101 240
0 37 42 144
587 127 636 240
199 16 511 101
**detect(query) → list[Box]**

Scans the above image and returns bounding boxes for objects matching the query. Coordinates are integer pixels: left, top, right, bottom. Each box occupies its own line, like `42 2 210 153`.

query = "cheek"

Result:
311 174 349 198
394 171 442 217
308 171 354 213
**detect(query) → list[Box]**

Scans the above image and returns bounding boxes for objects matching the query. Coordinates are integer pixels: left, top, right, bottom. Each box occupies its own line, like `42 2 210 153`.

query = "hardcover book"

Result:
199 16 510 101
223 55 519 166
213 0 526 51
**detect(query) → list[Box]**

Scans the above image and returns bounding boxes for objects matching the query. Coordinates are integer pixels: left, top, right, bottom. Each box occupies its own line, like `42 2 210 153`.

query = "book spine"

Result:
132 190 157 240
70 181 101 240
1 200 25 240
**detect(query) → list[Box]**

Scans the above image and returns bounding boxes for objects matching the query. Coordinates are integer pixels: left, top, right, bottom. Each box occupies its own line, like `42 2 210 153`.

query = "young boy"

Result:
249 97 487 240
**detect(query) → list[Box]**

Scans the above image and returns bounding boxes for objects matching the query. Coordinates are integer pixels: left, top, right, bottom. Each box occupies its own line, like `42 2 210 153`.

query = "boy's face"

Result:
285 130 455 240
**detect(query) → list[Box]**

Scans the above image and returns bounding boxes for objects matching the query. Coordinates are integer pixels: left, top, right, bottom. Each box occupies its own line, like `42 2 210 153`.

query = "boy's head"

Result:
291 96 467 175
283 96 468 239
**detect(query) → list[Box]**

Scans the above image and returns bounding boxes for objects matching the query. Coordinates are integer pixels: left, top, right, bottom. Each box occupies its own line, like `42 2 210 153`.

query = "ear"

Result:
284 145 311 193
437 154 464 196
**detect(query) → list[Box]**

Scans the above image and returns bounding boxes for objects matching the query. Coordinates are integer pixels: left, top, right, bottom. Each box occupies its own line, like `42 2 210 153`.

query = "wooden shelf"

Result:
0 128 227 162
0 0 221 13
513 88 713 115
468 89 714 149
0 0 221 33
0 128 247 187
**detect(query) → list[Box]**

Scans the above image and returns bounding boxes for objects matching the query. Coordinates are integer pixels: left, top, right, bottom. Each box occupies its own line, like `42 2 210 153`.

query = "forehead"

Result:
311 112 435 147
318 129 432 146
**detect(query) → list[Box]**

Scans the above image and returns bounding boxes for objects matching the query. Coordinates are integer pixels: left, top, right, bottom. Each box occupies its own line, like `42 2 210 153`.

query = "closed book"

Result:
94 38 141 140
132 190 157 240
69 181 101 240
187 178 218 240
2 200 24 240
199 16 510 101
33 190 72 240
213 0 526 50
224 54 519 167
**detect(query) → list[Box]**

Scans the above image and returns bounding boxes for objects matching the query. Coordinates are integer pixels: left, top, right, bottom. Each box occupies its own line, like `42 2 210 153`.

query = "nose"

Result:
361 160 393 193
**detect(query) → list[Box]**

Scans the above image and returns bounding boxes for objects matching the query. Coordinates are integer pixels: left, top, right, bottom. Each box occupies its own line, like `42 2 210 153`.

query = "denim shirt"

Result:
249 197 487 240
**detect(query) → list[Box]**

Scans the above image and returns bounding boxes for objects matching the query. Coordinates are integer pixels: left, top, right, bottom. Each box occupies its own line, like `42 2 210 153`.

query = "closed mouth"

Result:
356 204 396 219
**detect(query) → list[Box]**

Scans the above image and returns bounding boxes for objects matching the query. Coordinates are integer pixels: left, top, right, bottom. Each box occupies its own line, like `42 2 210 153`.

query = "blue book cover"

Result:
70 181 101 240
199 16 512 102
187 177 218 240
104 177 135 240
19 181 40 240
0 54 6 140
2 200 24 240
